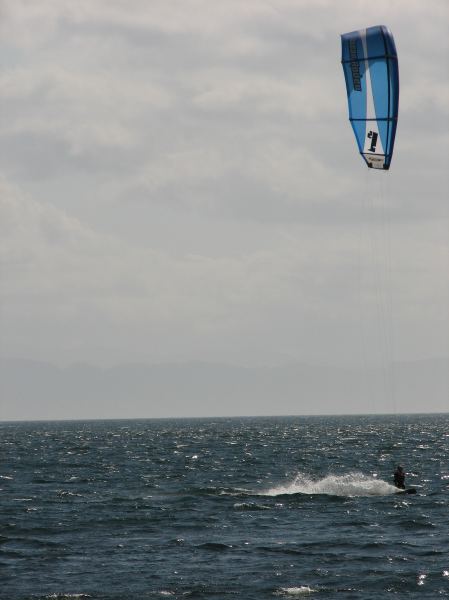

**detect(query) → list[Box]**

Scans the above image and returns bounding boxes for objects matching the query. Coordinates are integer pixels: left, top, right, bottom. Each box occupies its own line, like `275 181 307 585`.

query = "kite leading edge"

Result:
341 25 399 170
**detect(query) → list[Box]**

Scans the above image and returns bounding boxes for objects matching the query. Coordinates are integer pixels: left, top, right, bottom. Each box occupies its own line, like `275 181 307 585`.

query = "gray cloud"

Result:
0 0 448 410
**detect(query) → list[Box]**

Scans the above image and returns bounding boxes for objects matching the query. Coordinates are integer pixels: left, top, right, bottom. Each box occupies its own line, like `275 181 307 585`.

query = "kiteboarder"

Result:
393 465 405 489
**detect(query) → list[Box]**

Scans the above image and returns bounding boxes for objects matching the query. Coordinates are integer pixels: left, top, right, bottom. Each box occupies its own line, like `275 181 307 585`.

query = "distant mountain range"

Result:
1 358 448 421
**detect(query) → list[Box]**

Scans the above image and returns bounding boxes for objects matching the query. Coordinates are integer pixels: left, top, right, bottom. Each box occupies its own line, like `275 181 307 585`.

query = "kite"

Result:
341 25 399 169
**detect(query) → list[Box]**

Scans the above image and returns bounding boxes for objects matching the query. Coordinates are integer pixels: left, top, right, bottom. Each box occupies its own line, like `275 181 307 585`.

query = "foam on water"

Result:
277 586 316 596
45 596 91 599
264 472 398 497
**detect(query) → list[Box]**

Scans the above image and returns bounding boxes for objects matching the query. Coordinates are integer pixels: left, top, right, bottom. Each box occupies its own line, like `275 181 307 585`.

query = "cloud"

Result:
1 178 319 362
0 0 448 371
2 0 447 188
0 66 173 168
1 175 447 368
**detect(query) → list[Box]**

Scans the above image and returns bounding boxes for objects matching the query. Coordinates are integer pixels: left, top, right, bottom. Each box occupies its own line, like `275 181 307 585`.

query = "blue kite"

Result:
341 25 399 170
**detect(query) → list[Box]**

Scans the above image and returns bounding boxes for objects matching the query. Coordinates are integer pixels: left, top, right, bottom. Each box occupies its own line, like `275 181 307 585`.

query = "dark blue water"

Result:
1 414 448 599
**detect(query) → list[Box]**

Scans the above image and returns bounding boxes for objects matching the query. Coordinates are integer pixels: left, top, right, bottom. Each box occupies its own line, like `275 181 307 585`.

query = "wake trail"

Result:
262 472 398 497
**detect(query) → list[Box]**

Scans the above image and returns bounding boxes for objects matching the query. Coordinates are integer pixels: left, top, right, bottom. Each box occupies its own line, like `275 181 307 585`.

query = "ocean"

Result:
1 414 448 599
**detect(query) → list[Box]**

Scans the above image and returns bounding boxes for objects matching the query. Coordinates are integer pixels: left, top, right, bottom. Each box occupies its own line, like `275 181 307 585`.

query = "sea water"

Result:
1 414 448 599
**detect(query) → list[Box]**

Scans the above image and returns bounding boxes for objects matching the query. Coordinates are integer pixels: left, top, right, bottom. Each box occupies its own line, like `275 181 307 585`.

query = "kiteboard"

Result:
395 488 417 495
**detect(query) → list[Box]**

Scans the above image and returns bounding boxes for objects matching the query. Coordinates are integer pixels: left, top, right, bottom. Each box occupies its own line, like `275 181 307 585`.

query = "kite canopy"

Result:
341 25 399 170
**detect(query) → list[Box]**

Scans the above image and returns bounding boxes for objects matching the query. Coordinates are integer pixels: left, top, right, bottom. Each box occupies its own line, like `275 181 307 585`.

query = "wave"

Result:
233 501 271 511
276 586 317 596
44 595 91 599
262 472 398 497
195 542 233 551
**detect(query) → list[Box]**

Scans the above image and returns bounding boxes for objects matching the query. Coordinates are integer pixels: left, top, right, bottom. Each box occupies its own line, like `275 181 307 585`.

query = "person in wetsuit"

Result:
394 465 405 489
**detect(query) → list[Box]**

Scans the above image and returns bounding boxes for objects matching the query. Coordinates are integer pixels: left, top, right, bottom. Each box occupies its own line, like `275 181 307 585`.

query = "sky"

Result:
1 0 448 377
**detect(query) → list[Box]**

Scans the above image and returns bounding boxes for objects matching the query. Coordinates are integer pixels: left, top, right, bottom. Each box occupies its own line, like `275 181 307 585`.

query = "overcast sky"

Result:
1 0 448 373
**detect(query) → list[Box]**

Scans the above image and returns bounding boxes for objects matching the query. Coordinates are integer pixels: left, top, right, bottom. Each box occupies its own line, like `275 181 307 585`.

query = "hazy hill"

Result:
0 358 447 420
